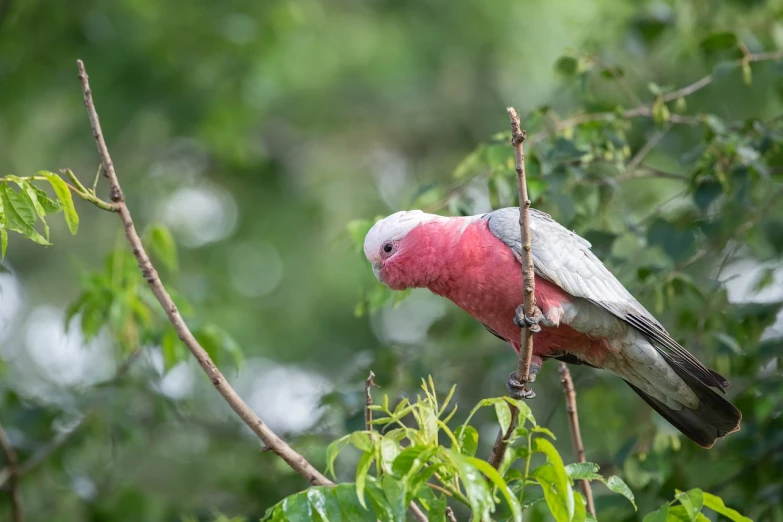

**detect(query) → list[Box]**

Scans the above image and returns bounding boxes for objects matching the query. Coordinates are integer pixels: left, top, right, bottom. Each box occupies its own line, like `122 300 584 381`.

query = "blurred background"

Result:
1 0 782 520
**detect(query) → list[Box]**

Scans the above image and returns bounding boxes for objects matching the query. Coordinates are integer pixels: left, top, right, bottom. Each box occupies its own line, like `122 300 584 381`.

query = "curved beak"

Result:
372 262 384 284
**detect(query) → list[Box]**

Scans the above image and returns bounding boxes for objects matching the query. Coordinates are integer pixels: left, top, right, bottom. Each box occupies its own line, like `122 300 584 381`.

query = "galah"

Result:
363 207 741 448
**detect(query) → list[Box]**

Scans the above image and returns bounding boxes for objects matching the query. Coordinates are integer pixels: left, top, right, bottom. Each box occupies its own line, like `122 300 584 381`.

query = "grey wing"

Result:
484 207 728 391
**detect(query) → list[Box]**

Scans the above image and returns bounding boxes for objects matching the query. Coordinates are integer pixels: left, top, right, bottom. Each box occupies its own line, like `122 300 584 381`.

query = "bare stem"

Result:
76 59 331 487
0 423 23 522
558 362 595 517
446 506 458 522
488 107 537 470
365 371 377 432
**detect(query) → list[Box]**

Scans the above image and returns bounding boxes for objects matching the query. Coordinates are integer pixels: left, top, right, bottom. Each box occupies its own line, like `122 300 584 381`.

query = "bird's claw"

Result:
513 304 543 333
506 371 536 399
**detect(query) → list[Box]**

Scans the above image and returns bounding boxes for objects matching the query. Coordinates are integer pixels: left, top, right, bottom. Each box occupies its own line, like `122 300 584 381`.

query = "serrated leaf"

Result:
325 434 351 479
0 185 49 245
147 224 178 272
7 176 49 240
467 456 523 522
40 171 78 234
607 476 637 510
29 185 63 214
701 492 751 522
355 450 374 509
566 462 602 481
454 425 478 457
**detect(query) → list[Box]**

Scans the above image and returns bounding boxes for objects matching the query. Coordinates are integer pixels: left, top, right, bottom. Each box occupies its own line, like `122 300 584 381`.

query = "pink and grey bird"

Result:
364 207 741 448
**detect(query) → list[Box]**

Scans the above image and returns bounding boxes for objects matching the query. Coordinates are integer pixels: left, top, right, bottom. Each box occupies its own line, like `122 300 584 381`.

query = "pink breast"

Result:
428 220 604 360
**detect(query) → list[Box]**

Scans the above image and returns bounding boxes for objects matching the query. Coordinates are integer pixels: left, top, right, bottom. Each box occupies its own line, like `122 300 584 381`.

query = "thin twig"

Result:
76 59 331 487
558 362 595 517
0 423 23 522
446 506 458 522
75 58 429 522
623 123 672 176
365 371 377 432
488 107 537 470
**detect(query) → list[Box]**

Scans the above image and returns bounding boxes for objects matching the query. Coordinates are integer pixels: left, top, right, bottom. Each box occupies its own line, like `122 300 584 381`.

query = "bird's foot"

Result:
513 304 545 333
506 364 541 400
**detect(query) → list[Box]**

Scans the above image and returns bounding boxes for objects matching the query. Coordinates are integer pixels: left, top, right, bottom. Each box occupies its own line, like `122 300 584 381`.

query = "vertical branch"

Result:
559 362 595 517
0 423 23 522
365 371 377 432
488 107 536 469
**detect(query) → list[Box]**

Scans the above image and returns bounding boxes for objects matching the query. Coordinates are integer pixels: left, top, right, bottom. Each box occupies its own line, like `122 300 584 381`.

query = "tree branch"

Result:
558 362 595 517
0 422 23 522
488 107 537 470
75 59 331 487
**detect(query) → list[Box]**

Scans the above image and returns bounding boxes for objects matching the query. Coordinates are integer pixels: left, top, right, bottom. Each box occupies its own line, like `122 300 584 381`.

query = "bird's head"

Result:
363 210 448 290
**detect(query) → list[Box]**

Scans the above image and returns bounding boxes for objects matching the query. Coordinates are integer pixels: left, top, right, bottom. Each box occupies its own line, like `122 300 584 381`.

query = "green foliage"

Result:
643 489 751 522
0 172 77 255
265 378 640 522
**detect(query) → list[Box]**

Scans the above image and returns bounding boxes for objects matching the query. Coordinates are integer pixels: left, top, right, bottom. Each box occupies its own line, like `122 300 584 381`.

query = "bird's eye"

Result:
382 242 394 254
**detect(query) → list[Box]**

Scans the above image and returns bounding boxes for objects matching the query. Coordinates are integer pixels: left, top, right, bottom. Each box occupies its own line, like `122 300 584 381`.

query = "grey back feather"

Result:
484 207 728 391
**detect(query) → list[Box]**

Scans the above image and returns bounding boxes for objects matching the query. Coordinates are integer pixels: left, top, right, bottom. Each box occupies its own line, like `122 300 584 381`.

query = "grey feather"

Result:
484 207 729 392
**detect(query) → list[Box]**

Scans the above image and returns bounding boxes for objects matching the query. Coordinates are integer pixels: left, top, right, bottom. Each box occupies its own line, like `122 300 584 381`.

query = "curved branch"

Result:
75 60 331 486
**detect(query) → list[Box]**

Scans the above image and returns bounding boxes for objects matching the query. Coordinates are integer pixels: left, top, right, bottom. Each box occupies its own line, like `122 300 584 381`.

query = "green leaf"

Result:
350 431 374 453
147 224 178 272
0 185 49 245
454 425 479 457
572 491 587 522
29 185 63 214
41 171 78 234
161 326 185 371
325 434 351 479
378 437 400 474
445 450 493 522
531 425 556 439
427 494 447 522
701 492 751 522
391 445 427 476
495 400 512 434
0 227 7 259
335 484 376 521
566 462 602 481
307 488 343 522
675 489 703 521
532 464 574 522
355 450 375 509
606 476 636 510
533 438 574 520
467 456 523 522
642 504 669 522
282 491 313 522
6 176 50 240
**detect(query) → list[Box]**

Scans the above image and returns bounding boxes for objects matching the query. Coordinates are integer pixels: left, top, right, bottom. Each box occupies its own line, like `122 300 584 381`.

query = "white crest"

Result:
363 210 446 262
